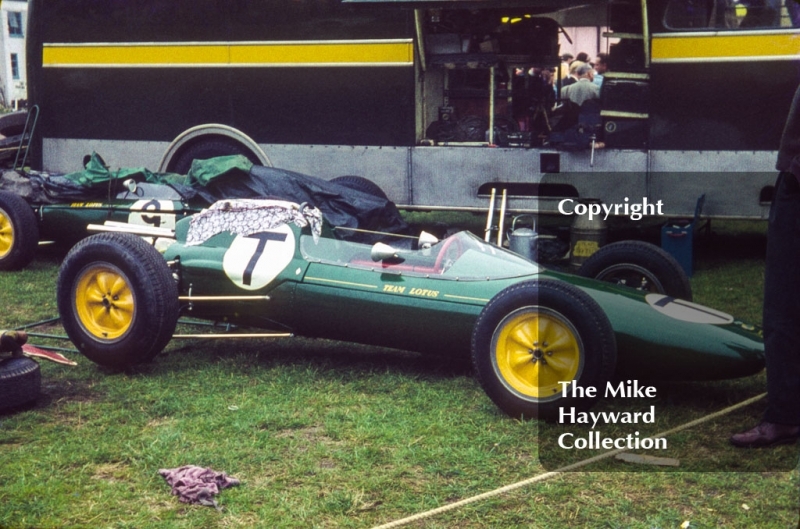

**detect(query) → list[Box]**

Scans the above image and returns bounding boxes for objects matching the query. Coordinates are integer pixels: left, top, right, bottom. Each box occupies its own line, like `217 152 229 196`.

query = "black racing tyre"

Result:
491 115 520 145
425 120 457 142
456 116 489 142
0 111 27 138
169 137 260 175
577 240 693 301
57 233 179 368
0 190 39 271
0 357 41 411
471 279 617 421
329 175 389 200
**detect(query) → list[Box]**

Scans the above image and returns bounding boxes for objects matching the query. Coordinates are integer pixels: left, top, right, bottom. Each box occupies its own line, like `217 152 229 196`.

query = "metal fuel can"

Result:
569 200 607 270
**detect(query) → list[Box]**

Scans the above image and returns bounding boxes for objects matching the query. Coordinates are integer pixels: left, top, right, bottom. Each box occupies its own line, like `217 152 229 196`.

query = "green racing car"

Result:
53 197 764 420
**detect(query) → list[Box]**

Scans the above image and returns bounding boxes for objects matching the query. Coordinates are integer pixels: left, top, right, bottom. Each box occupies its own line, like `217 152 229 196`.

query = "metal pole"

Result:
484 188 496 242
497 188 508 246
178 295 271 302
14 316 60 331
488 66 496 145
172 333 293 339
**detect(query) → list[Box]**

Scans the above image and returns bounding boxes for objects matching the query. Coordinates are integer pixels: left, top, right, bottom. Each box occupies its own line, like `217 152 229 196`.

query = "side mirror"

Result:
371 242 400 262
123 178 138 194
418 231 439 249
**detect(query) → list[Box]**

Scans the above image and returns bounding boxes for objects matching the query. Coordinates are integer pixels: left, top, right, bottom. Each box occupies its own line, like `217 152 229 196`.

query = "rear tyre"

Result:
577 240 693 300
0 190 39 271
57 233 179 368
471 279 617 420
0 111 27 138
329 175 389 200
170 138 260 175
0 357 41 411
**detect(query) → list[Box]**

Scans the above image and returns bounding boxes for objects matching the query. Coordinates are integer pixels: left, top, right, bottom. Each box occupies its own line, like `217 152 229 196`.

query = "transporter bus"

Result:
25 0 800 219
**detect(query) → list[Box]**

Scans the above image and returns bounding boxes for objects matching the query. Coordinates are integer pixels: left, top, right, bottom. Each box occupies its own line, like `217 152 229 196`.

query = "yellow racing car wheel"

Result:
471 279 617 420
73 263 136 342
57 233 179 368
0 191 39 271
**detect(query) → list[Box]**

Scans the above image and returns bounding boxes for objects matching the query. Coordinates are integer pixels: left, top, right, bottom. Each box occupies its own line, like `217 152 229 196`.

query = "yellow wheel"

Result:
471 279 616 420
74 264 135 341
0 191 38 271
492 307 583 402
0 207 13 259
57 233 179 368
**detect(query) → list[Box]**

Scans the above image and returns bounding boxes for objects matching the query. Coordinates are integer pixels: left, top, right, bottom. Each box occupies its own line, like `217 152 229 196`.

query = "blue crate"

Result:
661 195 705 278
662 222 695 276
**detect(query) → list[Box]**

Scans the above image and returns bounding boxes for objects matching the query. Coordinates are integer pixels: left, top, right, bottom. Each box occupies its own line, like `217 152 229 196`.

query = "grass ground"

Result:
0 219 797 528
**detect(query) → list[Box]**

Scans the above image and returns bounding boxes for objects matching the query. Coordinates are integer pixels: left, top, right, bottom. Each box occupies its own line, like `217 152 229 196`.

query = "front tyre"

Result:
57 233 179 368
577 240 693 300
471 279 617 420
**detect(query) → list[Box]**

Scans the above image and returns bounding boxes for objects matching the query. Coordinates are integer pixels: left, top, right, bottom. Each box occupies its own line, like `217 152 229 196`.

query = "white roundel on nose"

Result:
223 223 295 290
645 293 734 325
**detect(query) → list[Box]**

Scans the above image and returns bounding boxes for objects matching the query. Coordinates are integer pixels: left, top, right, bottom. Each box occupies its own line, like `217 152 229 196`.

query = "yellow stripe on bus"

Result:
43 40 414 67
652 32 800 63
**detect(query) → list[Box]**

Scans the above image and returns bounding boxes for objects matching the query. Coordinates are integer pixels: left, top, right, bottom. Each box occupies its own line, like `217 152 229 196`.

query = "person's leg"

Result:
731 172 800 447
763 172 800 424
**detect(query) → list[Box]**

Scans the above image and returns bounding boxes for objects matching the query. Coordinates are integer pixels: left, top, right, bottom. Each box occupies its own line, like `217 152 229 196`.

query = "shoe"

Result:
730 421 800 448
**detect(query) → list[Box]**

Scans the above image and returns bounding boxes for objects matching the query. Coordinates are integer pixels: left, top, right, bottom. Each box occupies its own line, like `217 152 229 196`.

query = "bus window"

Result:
228 0 407 41
663 0 713 28
664 0 797 29
420 9 561 147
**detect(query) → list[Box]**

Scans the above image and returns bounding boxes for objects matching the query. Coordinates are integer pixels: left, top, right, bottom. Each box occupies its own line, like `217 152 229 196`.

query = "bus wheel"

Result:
329 175 389 200
577 240 693 300
170 137 261 175
471 279 617 421
0 191 39 271
57 233 179 368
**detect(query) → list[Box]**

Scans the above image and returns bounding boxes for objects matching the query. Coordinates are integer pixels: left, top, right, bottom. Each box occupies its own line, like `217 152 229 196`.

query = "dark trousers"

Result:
763 172 800 425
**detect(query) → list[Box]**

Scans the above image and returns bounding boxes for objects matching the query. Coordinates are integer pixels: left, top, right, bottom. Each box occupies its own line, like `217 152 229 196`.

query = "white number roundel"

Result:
645 293 734 325
128 200 176 229
222 224 295 290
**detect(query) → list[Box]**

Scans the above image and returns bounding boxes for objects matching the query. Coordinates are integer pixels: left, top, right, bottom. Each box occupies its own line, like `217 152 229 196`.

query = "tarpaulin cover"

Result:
61 152 173 187
2 153 411 244
183 155 254 186
177 163 412 243
13 152 185 202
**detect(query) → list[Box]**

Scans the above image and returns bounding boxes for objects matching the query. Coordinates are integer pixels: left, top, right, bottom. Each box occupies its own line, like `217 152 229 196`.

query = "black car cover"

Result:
184 164 412 244
2 153 412 244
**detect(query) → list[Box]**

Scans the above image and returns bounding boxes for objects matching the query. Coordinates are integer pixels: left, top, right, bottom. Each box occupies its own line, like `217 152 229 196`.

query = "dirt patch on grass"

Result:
318 458 337 470
145 417 177 429
276 425 330 442
92 462 132 483
40 378 97 405
218 512 261 528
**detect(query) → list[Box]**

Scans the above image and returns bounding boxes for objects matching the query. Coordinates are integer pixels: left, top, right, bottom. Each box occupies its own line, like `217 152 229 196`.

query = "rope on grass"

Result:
371 392 767 529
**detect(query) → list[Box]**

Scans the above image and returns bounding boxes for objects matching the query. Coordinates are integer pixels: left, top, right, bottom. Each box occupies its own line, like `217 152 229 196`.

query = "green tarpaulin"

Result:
62 152 254 189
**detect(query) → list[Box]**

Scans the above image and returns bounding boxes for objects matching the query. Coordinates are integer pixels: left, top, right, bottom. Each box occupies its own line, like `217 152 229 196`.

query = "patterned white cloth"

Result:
186 199 322 246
